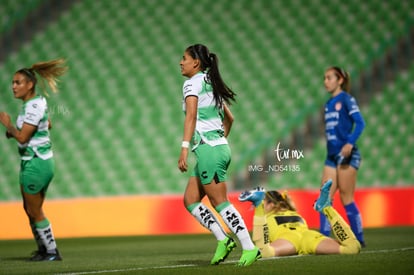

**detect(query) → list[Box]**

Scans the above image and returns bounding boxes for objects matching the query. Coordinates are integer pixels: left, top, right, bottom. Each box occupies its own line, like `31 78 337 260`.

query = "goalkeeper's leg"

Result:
314 181 360 255
323 206 361 254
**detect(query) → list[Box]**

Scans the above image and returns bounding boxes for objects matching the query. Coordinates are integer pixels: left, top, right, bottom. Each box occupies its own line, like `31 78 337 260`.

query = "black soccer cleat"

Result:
29 249 62 261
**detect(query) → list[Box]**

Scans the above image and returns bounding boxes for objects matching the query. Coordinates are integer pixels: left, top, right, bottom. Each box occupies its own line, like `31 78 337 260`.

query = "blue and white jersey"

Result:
324 91 365 156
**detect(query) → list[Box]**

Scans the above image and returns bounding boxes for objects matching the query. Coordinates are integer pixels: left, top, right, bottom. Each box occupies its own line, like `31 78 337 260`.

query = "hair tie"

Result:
333 66 347 79
20 68 36 82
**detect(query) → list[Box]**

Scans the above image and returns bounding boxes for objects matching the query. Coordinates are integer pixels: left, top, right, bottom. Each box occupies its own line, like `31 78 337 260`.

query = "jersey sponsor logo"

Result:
183 83 193 95
26 112 37 122
263 224 270 244
274 215 305 225
324 111 339 120
325 120 339 130
201 171 208 179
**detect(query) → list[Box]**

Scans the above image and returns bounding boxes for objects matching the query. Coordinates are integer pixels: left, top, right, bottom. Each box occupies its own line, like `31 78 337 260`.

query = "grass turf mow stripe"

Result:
55 247 414 275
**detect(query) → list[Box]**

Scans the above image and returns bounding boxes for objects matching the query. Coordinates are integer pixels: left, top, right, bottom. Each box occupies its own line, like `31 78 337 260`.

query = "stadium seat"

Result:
0 0 412 200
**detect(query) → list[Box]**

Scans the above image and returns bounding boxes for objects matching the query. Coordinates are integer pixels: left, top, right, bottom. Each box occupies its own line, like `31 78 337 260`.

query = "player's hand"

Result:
178 148 188 172
340 143 353 158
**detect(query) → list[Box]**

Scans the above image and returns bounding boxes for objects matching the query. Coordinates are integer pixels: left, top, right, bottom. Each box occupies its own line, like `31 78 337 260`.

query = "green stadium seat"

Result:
0 0 412 200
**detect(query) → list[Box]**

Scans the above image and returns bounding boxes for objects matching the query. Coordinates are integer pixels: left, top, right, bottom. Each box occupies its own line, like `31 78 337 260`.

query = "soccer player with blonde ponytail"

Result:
0 58 67 261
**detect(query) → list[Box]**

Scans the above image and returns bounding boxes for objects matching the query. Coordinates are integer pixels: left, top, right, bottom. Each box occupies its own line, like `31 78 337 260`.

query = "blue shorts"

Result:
325 147 361 170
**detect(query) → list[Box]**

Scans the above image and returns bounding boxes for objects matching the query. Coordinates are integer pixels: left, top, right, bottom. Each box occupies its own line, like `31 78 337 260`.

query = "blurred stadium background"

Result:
0 0 413 238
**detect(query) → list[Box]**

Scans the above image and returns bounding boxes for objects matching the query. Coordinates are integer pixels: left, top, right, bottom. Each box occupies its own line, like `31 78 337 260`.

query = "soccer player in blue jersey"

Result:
0 59 67 261
178 44 260 266
319 66 366 246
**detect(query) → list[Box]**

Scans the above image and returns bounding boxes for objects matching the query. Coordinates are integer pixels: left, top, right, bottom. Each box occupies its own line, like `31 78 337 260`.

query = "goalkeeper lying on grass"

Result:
239 179 360 257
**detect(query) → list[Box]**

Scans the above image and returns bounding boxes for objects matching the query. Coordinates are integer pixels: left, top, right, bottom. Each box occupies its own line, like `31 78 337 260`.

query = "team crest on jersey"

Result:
335 102 342 111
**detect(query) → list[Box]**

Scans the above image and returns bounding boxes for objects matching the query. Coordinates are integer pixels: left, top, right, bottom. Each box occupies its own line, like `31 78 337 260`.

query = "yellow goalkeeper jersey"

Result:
266 210 308 241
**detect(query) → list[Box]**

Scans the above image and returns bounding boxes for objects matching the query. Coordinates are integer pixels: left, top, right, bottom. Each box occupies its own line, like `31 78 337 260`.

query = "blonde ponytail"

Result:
265 190 297 212
18 58 68 96
32 58 68 95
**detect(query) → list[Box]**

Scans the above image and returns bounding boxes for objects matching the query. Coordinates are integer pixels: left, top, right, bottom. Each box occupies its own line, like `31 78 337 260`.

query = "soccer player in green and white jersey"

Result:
178 44 260 267
0 59 67 261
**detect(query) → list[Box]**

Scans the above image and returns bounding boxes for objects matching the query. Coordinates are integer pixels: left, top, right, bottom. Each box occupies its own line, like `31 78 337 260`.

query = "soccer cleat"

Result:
210 236 237 265
237 247 261 267
29 250 46 261
239 187 266 207
42 252 62 261
29 249 62 261
313 179 333 212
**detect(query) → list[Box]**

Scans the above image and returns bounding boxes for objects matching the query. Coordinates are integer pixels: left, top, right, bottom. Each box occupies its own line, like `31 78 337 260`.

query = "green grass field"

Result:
1 226 413 275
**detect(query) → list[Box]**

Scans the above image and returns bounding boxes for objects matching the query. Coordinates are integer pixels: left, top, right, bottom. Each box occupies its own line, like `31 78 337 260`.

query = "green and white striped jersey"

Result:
16 95 52 160
182 72 227 150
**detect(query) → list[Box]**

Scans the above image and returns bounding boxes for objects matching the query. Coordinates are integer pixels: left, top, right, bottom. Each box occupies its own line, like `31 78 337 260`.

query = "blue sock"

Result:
319 212 331 236
345 202 365 244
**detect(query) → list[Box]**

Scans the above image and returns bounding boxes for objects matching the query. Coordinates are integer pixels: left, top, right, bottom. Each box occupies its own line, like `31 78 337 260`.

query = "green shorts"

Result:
191 143 231 185
20 157 55 194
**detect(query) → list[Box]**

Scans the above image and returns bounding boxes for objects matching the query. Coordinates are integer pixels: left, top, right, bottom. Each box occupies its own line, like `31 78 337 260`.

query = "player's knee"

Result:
24 204 44 221
340 242 361 254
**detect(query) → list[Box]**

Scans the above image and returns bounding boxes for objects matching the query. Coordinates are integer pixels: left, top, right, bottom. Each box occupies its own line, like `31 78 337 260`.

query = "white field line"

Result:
55 247 414 275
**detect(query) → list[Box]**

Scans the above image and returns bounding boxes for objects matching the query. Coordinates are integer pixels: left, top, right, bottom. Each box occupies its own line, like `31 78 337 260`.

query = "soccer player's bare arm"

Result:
7 122 37 144
0 112 37 144
223 103 234 137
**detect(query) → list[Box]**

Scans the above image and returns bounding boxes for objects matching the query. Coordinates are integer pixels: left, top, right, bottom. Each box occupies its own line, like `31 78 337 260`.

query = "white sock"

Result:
190 202 227 241
218 203 255 250
35 221 57 253
30 221 45 251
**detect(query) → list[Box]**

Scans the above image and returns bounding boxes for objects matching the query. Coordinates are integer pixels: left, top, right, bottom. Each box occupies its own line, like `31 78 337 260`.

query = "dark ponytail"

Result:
186 44 236 108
